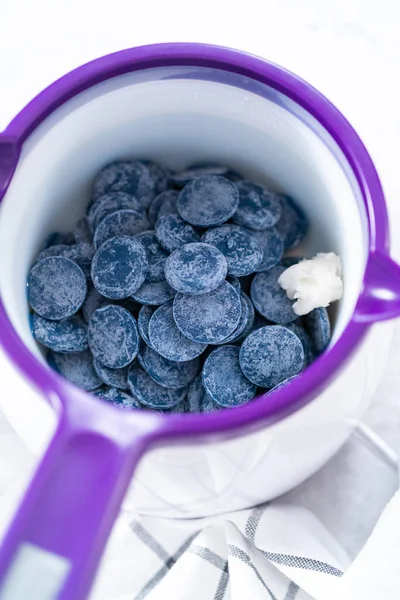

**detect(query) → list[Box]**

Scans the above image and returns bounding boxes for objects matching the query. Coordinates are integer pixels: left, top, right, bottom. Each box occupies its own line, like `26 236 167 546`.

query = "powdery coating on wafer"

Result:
247 228 284 271
93 160 155 208
88 305 139 369
202 346 257 407
155 214 199 252
91 236 148 299
128 363 187 408
28 257 87 320
275 195 309 250
131 279 175 305
88 191 144 231
93 360 130 390
201 225 262 276
32 313 88 353
94 386 141 409
251 267 297 324
138 344 200 389
239 326 304 388
49 350 102 391
173 281 241 344
177 175 239 227
165 243 227 295
135 230 169 283
137 305 155 347
93 209 149 249
149 301 207 362
304 307 331 355
233 180 282 230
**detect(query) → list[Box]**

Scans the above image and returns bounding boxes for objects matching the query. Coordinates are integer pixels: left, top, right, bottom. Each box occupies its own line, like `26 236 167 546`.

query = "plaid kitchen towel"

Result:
89 501 349 600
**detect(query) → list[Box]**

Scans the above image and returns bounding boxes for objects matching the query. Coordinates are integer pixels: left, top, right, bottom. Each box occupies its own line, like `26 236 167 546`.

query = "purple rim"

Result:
0 43 388 442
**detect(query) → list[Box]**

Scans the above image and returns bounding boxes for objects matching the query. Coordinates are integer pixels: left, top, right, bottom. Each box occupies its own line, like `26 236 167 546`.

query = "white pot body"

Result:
0 64 387 517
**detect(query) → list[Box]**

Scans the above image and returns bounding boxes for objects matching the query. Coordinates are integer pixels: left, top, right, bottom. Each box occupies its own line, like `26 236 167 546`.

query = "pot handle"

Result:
0 136 20 202
354 252 400 323
0 415 148 600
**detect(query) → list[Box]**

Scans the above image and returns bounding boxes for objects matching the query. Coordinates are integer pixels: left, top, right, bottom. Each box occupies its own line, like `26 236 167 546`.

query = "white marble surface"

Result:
1 0 400 592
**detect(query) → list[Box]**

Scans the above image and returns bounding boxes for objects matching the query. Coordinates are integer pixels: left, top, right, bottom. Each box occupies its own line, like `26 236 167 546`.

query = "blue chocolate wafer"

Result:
32 313 87 353
135 230 169 283
131 279 175 305
304 307 331 355
93 360 130 390
155 214 199 252
165 243 227 295
275 195 309 250
143 160 170 195
149 301 207 361
268 375 298 394
202 225 262 276
137 305 155 347
28 256 87 320
202 345 257 407
94 386 141 409
177 175 239 227
171 164 230 187
233 180 281 230
248 228 284 271
37 244 95 279
93 209 149 249
127 363 186 409
91 236 148 299
239 325 304 388
148 190 178 227
49 349 102 391
88 191 144 231
138 344 200 389
173 281 241 344
286 322 315 366
251 267 297 324
74 217 93 245
82 285 108 322
88 305 139 368
217 292 251 345
93 160 155 208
